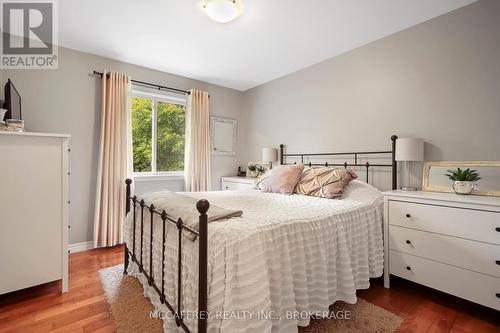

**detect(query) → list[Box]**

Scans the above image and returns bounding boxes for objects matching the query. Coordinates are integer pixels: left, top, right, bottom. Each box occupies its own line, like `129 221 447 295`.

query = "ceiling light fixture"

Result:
204 0 240 23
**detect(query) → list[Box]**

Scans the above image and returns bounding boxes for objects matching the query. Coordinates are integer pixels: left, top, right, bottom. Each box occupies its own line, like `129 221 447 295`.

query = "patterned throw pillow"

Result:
256 170 271 189
294 167 358 199
257 164 305 195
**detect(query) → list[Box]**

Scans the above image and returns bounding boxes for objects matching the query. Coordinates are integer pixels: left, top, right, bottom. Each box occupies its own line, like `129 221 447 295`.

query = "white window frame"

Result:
132 90 186 179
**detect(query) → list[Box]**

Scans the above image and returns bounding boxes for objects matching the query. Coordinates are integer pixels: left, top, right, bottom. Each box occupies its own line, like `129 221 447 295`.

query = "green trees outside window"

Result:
156 101 185 171
132 96 185 173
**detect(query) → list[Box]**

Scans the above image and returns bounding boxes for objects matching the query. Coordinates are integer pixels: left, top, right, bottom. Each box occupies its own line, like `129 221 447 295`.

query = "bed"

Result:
123 136 398 333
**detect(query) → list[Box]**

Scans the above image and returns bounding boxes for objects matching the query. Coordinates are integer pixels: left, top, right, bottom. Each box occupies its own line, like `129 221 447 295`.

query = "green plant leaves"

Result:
445 168 481 182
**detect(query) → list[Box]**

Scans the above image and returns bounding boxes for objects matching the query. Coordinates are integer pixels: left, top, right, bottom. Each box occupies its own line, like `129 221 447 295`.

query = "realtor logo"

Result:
1 0 58 68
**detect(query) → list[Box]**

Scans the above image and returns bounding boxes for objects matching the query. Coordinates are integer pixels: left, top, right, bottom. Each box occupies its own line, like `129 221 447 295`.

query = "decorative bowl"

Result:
452 181 476 195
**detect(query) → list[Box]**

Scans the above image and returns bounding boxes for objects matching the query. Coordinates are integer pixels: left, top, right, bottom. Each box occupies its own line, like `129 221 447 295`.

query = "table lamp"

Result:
262 148 278 169
395 138 424 191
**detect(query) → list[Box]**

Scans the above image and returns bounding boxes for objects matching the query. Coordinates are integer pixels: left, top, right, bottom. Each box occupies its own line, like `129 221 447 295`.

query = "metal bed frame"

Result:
123 134 398 333
280 135 398 189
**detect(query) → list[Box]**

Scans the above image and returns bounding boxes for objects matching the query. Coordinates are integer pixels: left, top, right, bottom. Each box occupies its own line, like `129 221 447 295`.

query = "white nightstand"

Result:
383 190 500 310
221 176 257 190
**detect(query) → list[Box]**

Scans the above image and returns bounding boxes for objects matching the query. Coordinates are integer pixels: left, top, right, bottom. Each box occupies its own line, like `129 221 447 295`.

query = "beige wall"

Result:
2 0 499 244
241 0 500 189
1 47 243 244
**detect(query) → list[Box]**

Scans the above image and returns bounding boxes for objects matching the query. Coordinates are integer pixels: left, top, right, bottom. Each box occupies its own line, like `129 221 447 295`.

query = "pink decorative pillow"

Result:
258 164 304 195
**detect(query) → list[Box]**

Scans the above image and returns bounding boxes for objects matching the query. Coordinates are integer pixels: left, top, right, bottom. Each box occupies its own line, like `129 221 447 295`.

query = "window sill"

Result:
133 173 185 182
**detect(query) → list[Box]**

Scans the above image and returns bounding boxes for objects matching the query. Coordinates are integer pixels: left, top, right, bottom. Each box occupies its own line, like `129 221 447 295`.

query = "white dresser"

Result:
221 176 256 190
383 190 500 310
0 131 70 294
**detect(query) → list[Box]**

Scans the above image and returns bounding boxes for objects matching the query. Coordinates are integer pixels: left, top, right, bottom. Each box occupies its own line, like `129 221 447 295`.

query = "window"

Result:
132 93 185 174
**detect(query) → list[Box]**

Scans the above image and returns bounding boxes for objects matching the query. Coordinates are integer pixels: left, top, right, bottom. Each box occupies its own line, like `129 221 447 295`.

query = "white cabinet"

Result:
221 176 256 191
383 190 500 310
0 131 70 294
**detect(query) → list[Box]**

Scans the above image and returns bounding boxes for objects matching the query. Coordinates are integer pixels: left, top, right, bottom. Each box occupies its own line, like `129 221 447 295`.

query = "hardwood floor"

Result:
358 278 500 333
0 246 122 333
0 245 498 333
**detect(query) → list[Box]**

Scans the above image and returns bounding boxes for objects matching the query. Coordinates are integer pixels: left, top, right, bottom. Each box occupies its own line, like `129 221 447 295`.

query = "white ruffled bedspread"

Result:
124 180 384 333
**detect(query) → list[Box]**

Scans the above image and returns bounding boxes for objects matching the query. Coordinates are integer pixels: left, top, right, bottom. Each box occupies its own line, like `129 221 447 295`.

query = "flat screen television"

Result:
3 79 22 121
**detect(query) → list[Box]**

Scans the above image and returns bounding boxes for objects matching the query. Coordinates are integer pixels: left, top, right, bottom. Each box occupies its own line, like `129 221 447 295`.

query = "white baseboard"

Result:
68 241 94 253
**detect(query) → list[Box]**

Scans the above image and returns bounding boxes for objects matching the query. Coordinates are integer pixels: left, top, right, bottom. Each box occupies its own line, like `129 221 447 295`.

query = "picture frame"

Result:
210 117 237 156
422 161 500 197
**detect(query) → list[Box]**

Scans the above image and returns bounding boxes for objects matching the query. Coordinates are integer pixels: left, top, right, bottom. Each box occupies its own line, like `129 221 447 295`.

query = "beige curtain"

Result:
93 71 133 248
184 89 211 191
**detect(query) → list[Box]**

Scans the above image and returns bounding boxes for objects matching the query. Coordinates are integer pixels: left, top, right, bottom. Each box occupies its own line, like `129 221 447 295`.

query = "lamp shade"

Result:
262 148 278 163
395 138 424 161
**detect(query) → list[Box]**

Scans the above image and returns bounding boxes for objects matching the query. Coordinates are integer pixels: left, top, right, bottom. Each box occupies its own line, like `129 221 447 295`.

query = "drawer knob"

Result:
496 293 500 299
406 266 411 271
496 227 500 232
405 214 411 218
496 260 500 265
406 240 411 245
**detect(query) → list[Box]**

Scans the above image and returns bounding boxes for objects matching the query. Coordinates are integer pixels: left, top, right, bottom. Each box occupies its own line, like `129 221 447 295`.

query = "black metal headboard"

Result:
280 135 398 190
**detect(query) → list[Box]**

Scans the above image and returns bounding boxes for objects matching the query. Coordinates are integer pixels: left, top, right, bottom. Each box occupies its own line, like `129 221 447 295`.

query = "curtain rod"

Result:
92 70 190 95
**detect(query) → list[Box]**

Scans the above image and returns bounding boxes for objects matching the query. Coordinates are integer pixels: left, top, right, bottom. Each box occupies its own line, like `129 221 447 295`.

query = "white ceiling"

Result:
59 0 476 91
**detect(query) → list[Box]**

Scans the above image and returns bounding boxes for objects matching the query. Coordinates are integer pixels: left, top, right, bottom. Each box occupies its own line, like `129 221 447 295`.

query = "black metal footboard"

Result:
123 179 209 333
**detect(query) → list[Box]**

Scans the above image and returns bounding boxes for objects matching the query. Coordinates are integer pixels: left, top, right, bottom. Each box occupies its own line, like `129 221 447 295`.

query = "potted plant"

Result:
256 165 267 176
247 164 257 178
445 168 481 195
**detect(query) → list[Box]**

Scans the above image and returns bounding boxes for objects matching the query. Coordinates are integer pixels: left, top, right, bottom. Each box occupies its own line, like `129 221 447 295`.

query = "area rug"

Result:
99 264 402 333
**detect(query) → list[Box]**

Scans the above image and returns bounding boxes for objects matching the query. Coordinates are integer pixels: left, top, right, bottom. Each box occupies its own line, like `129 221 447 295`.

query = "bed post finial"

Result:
391 135 398 190
196 199 210 215
197 199 210 333
279 144 284 165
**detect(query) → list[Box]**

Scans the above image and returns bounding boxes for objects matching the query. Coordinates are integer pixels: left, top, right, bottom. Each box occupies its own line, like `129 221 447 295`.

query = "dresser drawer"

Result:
222 180 254 190
389 225 500 278
389 251 500 310
388 200 500 245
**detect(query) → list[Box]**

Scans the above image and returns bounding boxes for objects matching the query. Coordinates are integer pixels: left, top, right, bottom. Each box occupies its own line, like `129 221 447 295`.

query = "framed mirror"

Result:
210 117 237 156
422 161 500 197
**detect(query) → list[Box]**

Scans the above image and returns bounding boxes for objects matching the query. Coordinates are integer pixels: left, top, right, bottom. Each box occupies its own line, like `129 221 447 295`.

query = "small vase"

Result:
452 181 476 195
